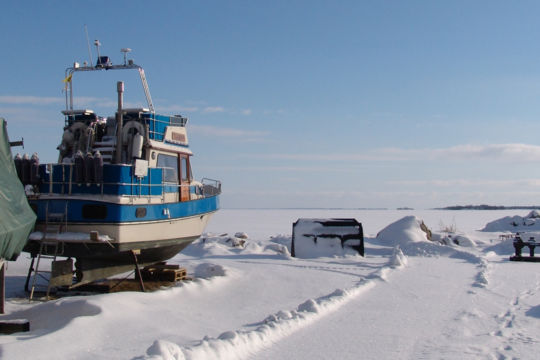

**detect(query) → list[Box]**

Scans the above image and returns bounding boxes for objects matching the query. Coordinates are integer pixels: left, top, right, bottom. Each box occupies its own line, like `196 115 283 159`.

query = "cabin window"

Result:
180 156 191 182
135 207 147 218
82 204 108 219
157 154 178 183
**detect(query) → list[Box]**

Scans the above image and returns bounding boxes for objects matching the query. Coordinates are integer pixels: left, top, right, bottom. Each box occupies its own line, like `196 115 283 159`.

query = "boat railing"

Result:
140 113 187 142
201 178 222 197
35 163 220 200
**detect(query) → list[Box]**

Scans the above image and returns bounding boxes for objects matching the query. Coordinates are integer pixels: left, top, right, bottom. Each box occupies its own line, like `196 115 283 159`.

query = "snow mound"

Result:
182 234 247 257
389 246 408 268
483 237 516 256
449 234 475 247
263 243 291 256
267 235 292 256
376 216 431 247
482 211 540 232
269 235 291 248
183 233 291 258
147 340 186 360
201 233 248 248
473 259 490 288
234 232 249 239
376 216 473 258
376 216 477 257
432 233 476 247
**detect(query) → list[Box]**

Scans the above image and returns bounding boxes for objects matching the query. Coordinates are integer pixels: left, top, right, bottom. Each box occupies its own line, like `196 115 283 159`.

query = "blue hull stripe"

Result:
30 195 220 224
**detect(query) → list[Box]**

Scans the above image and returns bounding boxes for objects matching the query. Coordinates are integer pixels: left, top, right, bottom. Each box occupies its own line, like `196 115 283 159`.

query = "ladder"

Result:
138 67 155 113
92 136 116 164
29 203 68 300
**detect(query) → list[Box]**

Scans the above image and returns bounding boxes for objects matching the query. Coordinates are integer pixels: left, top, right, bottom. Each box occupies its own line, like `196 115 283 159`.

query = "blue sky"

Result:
3 1 540 209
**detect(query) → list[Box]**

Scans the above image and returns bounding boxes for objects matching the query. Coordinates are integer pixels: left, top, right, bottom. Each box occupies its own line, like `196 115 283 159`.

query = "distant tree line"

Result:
437 205 540 210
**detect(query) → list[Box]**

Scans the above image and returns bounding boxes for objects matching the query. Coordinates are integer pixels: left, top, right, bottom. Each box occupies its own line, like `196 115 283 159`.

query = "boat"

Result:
19 45 221 286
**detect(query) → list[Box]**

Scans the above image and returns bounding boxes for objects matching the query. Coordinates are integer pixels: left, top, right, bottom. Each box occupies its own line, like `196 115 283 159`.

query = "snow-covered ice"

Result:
2 209 540 359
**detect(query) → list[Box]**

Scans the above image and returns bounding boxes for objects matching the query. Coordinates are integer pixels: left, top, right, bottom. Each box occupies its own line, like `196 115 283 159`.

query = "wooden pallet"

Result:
139 264 188 282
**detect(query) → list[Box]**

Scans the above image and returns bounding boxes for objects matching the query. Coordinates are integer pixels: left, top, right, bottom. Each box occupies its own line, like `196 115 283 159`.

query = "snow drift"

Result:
375 216 476 256
376 216 431 248
482 210 540 232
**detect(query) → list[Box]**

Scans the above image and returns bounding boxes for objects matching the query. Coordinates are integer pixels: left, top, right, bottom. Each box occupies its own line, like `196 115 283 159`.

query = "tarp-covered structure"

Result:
291 218 364 258
0 118 36 261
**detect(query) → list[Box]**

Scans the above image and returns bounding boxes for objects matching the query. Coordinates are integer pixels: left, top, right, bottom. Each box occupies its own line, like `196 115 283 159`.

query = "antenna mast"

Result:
84 25 93 66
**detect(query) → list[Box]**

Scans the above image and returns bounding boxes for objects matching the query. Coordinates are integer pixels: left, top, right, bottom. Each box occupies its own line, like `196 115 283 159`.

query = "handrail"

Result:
201 178 222 197
65 62 155 113
39 167 221 199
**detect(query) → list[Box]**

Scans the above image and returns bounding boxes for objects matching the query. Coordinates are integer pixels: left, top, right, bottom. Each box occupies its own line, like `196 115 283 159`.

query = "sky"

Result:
3 0 540 209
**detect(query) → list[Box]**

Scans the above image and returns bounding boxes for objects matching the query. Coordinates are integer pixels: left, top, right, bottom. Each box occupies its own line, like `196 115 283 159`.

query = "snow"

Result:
482 210 540 232
376 215 430 246
2 209 540 359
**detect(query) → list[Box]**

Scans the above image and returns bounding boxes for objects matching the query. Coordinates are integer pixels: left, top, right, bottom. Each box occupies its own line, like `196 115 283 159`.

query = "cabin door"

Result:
179 154 190 202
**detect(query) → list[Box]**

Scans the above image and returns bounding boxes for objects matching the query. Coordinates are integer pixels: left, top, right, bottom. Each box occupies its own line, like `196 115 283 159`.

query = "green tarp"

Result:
0 118 36 261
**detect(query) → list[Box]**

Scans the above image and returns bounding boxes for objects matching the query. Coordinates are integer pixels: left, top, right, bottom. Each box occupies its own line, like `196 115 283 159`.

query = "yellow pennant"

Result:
62 73 73 83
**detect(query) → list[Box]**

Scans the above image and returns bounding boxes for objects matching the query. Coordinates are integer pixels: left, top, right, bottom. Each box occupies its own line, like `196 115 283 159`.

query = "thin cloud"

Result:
0 95 63 105
0 107 57 124
70 97 146 110
158 105 199 113
0 95 149 110
255 144 540 163
0 94 254 118
189 124 268 141
203 106 225 113
387 178 540 188
432 144 540 161
204 164 348 173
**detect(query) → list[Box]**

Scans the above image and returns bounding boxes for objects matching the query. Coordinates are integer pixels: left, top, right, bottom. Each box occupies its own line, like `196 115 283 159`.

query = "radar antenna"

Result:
94 40 102 61
121 48 131 65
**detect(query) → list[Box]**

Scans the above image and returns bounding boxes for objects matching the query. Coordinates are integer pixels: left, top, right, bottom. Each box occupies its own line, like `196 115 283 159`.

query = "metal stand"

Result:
1 261 5 314
24 257 35 292
131 250 145 292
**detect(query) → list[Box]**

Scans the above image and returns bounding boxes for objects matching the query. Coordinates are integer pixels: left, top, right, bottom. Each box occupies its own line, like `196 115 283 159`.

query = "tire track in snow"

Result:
141 249 408 360
237 259 372 279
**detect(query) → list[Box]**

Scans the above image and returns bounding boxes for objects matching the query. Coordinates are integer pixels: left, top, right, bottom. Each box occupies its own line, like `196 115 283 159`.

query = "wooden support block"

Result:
0 320 30 334
143 264 180 271
50 259 74 287
509 256 540 262
140 267 187 282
